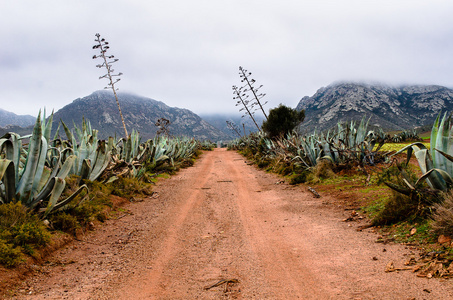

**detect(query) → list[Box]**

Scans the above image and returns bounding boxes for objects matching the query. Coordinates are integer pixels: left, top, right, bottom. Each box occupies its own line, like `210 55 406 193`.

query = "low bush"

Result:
0 239 23 268
0 202 51 267
108 177 154 199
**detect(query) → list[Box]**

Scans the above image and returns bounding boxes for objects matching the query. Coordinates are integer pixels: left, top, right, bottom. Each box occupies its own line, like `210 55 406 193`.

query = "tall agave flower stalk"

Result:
93 33 128 137
226 120 243 138
238 66 268 120
233 85 260 130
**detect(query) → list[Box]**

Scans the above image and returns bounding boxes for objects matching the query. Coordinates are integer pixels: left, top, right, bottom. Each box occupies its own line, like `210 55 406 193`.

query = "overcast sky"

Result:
1 0 453 117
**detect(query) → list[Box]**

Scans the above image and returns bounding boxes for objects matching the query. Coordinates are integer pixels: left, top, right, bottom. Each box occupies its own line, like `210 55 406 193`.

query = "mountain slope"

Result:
52 91 230 141
0 109 35 127
296 82 453 132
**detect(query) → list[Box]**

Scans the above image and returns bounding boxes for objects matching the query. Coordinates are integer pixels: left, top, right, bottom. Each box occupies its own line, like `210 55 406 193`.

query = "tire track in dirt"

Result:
115 148 217 299
225 155 328 299
7 148 453 299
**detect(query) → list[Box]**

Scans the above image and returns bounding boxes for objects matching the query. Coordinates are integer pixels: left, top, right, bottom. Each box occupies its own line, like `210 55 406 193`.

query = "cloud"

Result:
1 0 453 117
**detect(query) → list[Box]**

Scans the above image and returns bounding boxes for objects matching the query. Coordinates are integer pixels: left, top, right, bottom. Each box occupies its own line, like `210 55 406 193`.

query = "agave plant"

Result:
388 113 453 193
61 119 113 182
286 117 383 169
0 111 87 217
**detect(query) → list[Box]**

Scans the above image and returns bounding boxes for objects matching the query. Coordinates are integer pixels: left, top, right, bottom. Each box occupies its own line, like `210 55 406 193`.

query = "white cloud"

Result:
1 0 453 117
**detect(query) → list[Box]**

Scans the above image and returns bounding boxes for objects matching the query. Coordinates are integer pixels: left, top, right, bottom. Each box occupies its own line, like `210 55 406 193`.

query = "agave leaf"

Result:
56 154 76 178
30 136 48 199
52 184 89 212
401 178 415 190
291 155 311 168
36 166 51 194
29 178 55 209
384 181 412 196
435 148 453 163
89 142 111 181
391 142 427 157
61 120 74 143
7 133 22 181
53 121 61 141
0 159 16 202
16 112 43 203
0 138 14 160
42 177 66 218
31 154 75 208
43 110 54 143
414 169 451 191
76 134 89 174
434 113 449 172
80 159 92 181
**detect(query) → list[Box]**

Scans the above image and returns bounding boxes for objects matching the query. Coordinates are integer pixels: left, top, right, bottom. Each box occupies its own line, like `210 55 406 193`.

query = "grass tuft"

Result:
431 191 453 237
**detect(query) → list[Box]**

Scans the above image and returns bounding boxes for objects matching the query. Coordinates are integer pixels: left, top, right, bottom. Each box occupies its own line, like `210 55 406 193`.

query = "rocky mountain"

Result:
0 109 35 127
296 82 453 132
52 91 230 141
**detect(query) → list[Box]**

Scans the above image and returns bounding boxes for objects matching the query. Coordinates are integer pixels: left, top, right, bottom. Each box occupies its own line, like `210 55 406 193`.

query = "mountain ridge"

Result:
0 108 35 127
52 91 231 141
296 82 453 132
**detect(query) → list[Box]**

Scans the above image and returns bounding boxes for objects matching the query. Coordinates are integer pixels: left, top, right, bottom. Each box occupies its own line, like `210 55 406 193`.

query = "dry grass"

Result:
431 191 453 236
307 159 336 183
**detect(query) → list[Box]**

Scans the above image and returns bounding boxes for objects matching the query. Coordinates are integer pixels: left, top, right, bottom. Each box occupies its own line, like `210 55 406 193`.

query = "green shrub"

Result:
11 222 50 255
49 212 79 234
262 104 305 139
0 239 23 268
0 202 51 267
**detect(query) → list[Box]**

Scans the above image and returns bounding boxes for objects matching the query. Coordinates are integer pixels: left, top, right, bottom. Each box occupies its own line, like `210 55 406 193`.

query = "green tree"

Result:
262 104 305 138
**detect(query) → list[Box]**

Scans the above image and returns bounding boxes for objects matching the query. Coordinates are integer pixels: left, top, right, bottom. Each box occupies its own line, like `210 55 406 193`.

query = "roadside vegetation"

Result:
0 112 214 267
229 110 453 277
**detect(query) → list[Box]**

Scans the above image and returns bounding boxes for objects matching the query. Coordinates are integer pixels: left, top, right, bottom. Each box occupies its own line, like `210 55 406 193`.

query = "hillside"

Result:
0 109 35 127
52 91 230 141
296 82 453 132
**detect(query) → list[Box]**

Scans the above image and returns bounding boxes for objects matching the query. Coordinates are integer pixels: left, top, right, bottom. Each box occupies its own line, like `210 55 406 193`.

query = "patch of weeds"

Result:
376 163 419 185
288 171 309 185
373 161 441 225
0 202 51 267
275 163 293 176
47 178 113 234
362 198 387 219
306 160 336 183
380 221 437 245
49 212 79 234
178 158 195 169
86 180 114 205
372 190 422 225
107 176 153 199
256 158 271 169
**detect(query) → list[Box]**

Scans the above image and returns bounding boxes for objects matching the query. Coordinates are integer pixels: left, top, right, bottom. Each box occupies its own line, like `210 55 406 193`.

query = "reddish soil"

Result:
3 148 453 299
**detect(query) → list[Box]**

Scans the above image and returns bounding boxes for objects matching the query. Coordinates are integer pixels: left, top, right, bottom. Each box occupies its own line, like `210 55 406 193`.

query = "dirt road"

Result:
6 148 453 299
